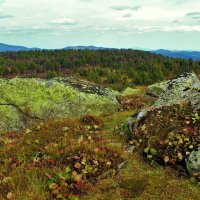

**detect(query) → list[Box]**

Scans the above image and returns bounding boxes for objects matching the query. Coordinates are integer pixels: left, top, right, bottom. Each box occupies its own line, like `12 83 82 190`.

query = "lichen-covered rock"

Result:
0 77 120 131
146 72 199 99
154 73 200 108
186 147 200 175
128 73 200 176
146 81 167 97
121 87 141 96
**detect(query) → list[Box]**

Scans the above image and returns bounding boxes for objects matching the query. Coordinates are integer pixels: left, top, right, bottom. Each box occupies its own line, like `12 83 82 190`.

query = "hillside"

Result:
0 49 200 90
1 43 200 60
63 46 114 50
0 43 39 52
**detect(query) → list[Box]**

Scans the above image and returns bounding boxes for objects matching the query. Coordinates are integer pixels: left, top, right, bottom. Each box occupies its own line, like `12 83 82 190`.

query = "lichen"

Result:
0 77 120 131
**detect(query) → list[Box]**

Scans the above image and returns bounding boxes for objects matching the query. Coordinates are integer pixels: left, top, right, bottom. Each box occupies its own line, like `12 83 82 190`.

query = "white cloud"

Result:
50 18 80 25
0 0 200 49
111 5 140 11
0 13 13 19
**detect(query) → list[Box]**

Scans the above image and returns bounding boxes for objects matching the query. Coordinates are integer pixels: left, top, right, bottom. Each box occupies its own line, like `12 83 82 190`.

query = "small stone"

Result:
62 127 69 132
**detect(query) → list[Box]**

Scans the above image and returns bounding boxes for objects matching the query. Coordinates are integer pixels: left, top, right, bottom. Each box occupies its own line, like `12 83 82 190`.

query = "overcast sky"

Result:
0 0 200 50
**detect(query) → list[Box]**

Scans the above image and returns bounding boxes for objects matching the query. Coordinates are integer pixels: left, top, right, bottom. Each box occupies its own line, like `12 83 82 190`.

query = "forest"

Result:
0 49 200 90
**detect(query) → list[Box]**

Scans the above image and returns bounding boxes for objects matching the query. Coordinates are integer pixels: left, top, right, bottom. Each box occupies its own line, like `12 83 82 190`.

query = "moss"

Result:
119 178 149 198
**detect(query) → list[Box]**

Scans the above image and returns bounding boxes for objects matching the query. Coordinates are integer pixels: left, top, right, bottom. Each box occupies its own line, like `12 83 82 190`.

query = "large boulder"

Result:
129 73 200 176
146 72 199 100
0 77 120 132
136 72 200 121
154 73 200 109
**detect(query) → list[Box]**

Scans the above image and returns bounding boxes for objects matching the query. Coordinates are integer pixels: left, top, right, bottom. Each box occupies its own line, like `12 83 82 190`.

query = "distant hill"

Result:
152 49 200 61
0 44 114 52
0 43 40 52
63 45 115 50
1 43 200 61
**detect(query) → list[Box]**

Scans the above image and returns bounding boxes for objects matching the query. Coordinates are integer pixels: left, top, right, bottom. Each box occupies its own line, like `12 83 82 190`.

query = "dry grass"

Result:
0 94 200 199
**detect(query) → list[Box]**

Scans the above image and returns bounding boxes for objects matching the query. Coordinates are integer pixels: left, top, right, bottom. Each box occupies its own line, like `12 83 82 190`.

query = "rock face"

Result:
154 73 200 110
146 81 167 97
146 72 199 102
0 77 120 132
130 72 200 175
139 72 200 119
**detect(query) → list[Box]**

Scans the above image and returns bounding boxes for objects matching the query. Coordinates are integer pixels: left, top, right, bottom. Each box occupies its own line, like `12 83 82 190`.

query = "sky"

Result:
0 0 200 50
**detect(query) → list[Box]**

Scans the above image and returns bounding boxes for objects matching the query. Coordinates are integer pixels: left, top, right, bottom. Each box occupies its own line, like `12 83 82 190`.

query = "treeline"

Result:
0 49 200 89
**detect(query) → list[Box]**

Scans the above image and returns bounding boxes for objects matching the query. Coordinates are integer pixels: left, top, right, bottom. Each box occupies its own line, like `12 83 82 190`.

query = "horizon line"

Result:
1 42 200 52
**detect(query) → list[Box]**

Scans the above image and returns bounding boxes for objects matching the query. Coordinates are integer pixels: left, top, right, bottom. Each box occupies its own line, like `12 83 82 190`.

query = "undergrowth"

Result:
1 94 200 199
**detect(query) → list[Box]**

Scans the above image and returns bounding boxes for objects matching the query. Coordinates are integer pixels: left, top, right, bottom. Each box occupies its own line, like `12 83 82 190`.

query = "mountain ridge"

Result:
0 43 40 52
0 43 200 60
152 49 200 60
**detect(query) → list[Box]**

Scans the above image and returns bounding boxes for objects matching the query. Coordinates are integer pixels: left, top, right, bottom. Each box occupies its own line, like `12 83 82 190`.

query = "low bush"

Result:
132 103 200 170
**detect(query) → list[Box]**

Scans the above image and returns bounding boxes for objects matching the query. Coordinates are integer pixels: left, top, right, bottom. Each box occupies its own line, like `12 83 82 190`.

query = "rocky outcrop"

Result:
154 73 200 109
146 72 199 100
129 73 200 177
136 73 200 121
146 81 167 97
0 77 120 132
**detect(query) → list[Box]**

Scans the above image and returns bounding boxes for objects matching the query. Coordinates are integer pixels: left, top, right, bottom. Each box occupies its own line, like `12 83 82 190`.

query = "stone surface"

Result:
146 81 167 97
186 147 200 175
0 77 120 132
154 73 200 109
146 72 199 100
121 87 141 96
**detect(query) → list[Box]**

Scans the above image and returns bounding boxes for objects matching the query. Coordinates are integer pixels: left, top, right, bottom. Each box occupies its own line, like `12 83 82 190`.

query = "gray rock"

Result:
186 147 200 175
45 81 54 88
154 72 200 108
146 81 167 97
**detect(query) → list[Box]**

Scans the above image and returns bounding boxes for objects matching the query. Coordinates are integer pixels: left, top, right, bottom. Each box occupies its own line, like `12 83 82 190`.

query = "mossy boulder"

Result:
146 72 199 99
0 77 120 131
121 87 141 96
146 81 167 97
154 72 200 109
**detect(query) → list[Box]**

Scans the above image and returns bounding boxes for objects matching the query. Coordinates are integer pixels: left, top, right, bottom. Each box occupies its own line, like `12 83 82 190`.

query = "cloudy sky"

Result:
0 0 200 50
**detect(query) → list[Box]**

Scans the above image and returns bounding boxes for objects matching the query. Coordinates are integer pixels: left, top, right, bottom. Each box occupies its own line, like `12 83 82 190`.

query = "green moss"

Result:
119 178 149 198
121 88 142 96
